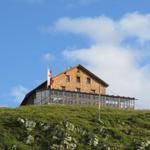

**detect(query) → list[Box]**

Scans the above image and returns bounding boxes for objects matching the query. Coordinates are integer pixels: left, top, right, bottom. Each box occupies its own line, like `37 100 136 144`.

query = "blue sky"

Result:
0 0 150 108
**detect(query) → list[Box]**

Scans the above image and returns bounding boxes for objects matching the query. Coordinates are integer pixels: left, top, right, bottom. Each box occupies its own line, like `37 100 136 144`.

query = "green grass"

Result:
0 105 150 150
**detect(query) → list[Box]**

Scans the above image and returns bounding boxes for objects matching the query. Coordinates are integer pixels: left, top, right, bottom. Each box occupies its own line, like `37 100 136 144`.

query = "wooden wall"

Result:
51 67 106 94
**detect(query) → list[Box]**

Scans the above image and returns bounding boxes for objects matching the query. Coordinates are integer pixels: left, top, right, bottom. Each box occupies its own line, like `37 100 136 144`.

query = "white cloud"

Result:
54 12 150 44
11 85 28 103
0 105 8 108
42 53 55 62
52 12 150 109
54 17 121 44
120 12 150 42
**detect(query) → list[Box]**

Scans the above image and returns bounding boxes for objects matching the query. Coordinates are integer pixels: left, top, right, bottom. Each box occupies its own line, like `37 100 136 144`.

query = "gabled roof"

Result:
53 64 109 87
77 64 109 87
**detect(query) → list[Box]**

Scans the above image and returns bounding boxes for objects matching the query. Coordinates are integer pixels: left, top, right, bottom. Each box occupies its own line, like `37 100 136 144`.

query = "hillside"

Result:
0 105 150 150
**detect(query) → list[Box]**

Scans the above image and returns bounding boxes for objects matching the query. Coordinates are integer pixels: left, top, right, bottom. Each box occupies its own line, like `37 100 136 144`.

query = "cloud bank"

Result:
52 12 150 109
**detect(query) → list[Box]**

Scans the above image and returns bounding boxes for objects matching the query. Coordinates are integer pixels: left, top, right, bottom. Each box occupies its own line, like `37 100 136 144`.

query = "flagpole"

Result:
47 69 52 104
47 69 50 104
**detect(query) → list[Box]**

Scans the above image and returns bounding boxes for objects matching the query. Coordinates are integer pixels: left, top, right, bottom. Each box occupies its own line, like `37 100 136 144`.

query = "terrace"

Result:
33 89 136 109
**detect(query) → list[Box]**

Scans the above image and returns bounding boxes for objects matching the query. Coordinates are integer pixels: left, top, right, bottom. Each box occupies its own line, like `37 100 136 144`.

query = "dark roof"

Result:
77 64 109 87
20 81 47 105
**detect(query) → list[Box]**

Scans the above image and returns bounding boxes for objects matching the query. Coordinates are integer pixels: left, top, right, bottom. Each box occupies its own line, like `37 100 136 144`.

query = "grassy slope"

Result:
0 105 150 150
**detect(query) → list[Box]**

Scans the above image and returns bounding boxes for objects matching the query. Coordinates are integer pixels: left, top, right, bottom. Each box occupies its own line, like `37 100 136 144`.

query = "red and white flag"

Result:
47 69 52 88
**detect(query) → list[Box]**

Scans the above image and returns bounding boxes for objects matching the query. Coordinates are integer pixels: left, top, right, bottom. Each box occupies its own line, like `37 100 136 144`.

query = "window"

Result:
91 90 96 94
77 68 80 73
65 75 70 82
60 86 65 91
76 88 80 92
76 76 80 83
87 77 91 84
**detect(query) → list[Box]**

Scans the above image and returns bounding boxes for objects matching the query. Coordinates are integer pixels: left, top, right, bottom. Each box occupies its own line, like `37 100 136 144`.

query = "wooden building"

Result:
51 64 108 94
21 64 136 109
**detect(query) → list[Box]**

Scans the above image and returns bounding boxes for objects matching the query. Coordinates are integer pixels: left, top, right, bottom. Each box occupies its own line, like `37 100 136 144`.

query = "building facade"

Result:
21 64 136 109
51 65 108 95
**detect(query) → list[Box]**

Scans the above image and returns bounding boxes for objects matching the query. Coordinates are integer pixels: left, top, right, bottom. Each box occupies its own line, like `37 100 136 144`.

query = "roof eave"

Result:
77 64 109 87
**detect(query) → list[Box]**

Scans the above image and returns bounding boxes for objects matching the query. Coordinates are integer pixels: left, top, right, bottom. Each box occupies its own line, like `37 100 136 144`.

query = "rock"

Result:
17 118 25 124
25 120 36 132
64 121 75 131
99 126 122 140
88 134 99 147
51 144 64 150
137 140 150 150
15 118 123 149
17 117 36 132
26 135 34 145
93 136 99 147
52 136 58 140
10 145 17 150
43 125 51 131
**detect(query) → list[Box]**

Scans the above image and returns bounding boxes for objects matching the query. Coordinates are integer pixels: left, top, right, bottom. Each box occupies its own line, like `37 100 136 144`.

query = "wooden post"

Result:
133 99 135 109
98 85 101 121
118 98 120 108
129 100 131 109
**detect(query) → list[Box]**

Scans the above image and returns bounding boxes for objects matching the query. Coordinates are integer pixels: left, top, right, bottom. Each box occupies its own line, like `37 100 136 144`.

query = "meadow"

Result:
0 105 150 150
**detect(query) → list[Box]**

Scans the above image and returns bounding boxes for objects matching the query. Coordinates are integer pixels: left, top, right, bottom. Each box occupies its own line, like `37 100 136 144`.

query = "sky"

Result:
0 0 150 108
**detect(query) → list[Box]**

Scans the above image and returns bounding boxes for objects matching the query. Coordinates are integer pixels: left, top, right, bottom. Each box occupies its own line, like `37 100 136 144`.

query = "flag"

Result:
47 69 52 88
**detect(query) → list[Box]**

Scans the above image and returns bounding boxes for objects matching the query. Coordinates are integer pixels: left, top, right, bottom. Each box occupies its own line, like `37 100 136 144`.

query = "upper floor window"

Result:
65 75 70 82
60 86 65 91
91 89 96 94
76 76 80 83
76 88 80 92
86 77 91 84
